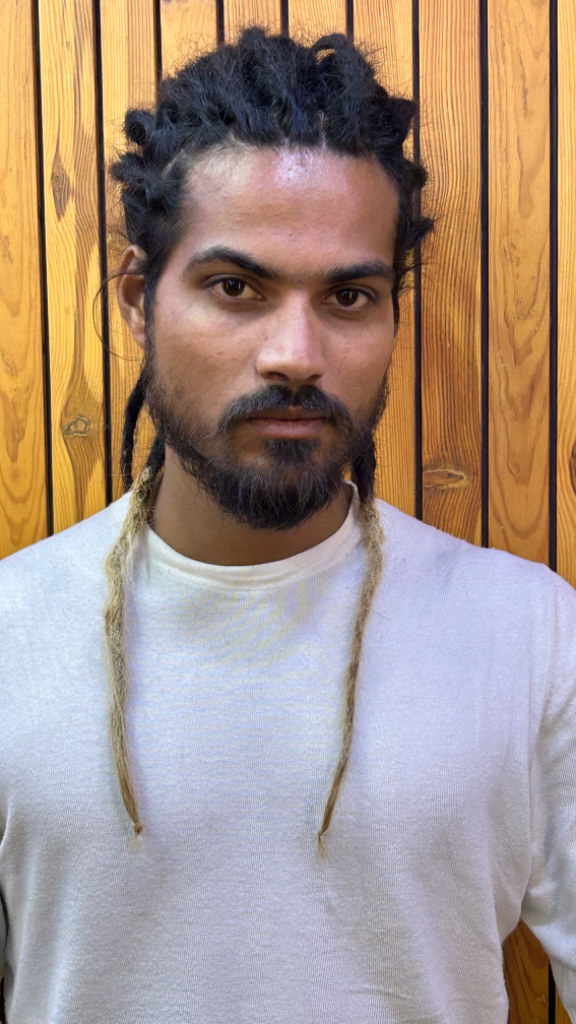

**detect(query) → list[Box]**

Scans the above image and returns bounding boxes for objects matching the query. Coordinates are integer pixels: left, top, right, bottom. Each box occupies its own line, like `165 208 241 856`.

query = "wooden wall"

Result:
1 1 574 1022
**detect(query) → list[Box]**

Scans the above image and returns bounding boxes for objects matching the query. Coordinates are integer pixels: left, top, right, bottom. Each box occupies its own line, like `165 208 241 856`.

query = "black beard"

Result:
141 341 389 532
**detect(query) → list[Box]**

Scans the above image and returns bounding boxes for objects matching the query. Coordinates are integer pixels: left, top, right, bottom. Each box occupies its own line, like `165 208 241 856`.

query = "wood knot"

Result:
64 415 90 436
51 134 72 220
422 466 469 490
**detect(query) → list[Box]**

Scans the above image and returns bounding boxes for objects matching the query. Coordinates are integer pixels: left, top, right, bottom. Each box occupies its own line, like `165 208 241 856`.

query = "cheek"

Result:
330 328 394 407
153 309 254 416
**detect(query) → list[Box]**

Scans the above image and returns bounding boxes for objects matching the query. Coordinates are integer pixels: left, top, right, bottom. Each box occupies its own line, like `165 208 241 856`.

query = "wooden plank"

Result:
225 0 282 41
557 0 576 590
556 0 576 1013
503 919 550 1024
0 2 47 557
100 0 157 500
556 0 575 999
288 0 346 42
489 1 551 1019
160 0 218 77
354 0 415 517
488 0 549 565
419 0 482 543
38 0 106 532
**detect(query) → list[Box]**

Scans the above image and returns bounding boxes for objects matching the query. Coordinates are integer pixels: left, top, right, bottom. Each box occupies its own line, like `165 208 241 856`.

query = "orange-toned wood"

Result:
0 2 47 557
160 0 218 77
419 0 482 543
100 0 158 499
225 0 282 40
503 920 550 1024
354 0 415 517
488 0 550 565
557 0 576 591
288 0 346 43
38 0 106 531
555 6 576 1018
488 1 552 1021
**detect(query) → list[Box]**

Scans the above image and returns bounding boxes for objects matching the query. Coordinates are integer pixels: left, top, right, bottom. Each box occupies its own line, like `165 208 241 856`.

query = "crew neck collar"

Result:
137 482 364 590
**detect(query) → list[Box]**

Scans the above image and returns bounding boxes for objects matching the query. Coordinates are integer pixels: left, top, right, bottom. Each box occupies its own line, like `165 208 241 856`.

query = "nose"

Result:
255 293 327 386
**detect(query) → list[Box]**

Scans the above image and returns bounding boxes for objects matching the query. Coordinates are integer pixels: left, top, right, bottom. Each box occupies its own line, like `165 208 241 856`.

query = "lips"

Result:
245 408 327 438
247 407 325 421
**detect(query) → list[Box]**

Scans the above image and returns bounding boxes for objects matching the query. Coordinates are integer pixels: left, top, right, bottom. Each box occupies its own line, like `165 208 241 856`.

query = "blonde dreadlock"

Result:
103 461 163 846
316 498 384 857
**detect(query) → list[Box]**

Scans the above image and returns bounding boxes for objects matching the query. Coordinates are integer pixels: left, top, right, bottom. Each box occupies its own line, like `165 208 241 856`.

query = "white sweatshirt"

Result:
0 485 575 1024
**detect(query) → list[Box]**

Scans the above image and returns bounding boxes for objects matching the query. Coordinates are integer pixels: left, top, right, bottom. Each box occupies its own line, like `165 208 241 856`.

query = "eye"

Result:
326 288 372 310
212 278 260 300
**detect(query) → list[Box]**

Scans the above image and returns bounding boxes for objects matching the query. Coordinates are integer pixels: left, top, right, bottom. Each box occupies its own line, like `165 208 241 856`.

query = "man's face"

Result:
121 145 399 528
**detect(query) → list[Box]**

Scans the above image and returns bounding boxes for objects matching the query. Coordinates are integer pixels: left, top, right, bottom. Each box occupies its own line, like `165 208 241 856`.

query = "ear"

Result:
115 245 148 351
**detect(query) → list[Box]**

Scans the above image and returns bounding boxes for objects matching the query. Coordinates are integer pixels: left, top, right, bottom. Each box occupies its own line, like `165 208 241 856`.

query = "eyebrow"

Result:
182 246 396 286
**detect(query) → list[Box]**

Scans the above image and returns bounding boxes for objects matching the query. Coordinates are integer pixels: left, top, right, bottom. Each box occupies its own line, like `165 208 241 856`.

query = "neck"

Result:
147 448 353 566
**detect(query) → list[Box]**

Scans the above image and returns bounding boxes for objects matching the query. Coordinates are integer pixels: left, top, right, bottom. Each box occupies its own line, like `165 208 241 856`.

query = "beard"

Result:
141 329 390 532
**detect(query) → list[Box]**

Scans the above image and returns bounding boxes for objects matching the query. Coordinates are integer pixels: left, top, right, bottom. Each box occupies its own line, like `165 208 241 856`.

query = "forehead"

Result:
167 145 399 277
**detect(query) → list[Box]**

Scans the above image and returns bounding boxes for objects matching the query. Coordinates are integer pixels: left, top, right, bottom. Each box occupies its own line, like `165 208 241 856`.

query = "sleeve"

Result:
520 570 576 1022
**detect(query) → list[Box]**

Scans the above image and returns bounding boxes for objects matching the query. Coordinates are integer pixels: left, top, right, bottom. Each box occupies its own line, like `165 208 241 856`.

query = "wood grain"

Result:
557 0 576 590
100 0 158 500
38 0 106 532
160 0 217 77
354 0 415 517
419 0 482 543
488 1 553 1019
488 0 550 565
503 919 550 1024
557 9 576 1023
0 1 47 557
225 0 282 40
288 0 346 43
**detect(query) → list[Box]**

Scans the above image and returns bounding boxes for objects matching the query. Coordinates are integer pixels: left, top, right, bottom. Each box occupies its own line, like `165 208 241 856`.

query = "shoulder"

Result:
374 497 576 621
0 493 131 618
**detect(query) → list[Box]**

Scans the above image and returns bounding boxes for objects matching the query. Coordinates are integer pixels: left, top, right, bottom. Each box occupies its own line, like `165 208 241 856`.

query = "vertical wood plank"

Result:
503 919 551 1024
419 0 482 543
225 0 282 40
554 0 575 1002
288 0 346 41
354 0 415 517
489 3 551 1018
101 0 157 500
0 1 48 557
38 0 106 532
488 0 550 565
160 0 218 77
557 0 576 590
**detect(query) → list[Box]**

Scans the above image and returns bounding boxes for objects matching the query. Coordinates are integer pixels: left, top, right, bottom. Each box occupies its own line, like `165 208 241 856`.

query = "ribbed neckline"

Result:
137 482 364 591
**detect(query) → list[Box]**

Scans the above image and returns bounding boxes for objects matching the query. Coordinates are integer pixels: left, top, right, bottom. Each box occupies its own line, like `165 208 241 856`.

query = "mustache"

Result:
216 384 353 434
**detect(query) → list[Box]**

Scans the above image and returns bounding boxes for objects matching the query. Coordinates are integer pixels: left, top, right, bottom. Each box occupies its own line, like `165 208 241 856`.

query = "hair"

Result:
99 26 434 855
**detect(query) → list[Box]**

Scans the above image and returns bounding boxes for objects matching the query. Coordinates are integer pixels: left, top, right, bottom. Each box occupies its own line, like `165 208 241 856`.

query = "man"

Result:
0 27 574 1024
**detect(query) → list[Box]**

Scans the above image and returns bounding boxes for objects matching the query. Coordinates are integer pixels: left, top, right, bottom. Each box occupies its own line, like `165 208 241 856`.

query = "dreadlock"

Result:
100 26 433 853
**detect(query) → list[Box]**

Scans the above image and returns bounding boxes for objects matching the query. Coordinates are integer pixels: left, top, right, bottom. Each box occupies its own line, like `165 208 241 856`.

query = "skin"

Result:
115 145 399 566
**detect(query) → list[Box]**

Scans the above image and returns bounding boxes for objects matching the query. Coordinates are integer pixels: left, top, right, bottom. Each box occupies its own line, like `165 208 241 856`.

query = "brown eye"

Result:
212 278 260 301
327 288 370 310
221 278 246 297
